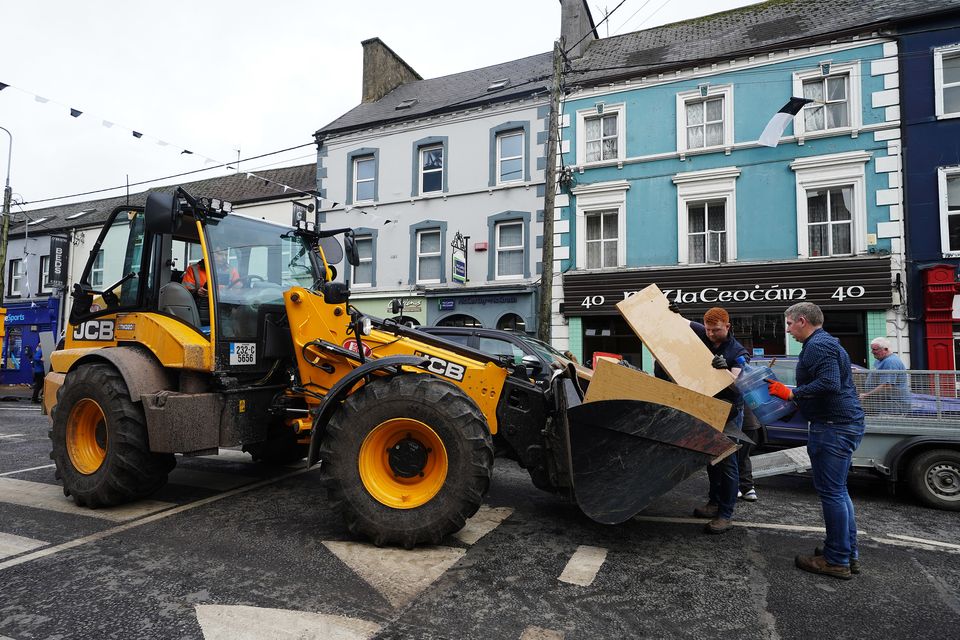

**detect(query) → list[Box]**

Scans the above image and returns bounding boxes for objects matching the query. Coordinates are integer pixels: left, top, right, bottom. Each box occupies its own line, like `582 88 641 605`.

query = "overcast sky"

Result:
1 0 762 213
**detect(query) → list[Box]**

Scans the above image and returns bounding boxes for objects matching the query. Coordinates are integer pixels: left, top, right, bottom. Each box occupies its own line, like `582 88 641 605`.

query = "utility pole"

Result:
0 126 13 298
537 40 563 343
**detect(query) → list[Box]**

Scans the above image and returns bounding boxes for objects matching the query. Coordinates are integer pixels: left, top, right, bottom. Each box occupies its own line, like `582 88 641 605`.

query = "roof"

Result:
317 51 553 137
567 0 960 87
317 0 960 137
10 163 317 238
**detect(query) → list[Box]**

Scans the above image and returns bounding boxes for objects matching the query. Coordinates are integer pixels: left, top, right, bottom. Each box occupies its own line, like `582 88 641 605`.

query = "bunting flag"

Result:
102 120 114 128
759 97 814 147
132 131 143 138
69 108 82 118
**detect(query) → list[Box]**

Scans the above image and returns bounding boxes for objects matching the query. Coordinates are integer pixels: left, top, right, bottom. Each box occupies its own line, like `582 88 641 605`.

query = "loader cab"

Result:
67 190 331 377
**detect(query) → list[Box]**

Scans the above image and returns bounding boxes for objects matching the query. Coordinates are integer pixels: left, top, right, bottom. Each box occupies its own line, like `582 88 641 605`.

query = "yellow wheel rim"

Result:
358 418 448 509
66 398 108 475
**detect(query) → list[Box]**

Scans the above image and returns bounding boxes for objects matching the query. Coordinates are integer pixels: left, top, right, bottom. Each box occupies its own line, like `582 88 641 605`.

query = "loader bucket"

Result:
567 399 738 525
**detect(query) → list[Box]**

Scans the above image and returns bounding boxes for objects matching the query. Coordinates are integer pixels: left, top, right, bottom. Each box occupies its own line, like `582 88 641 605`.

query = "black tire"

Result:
49 363 176 508
907 449 960 511
243 421 309 465
319 374 493 548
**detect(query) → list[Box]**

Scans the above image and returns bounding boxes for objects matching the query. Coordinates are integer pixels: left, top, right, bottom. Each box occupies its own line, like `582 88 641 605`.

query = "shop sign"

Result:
453 255 467 284
48 236 70 287
458 295 518 305
563 257 892 316
439 299 455 311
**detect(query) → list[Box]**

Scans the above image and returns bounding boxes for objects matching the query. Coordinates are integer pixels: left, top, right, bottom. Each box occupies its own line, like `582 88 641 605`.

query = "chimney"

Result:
560 0 598 59
360 38 423 103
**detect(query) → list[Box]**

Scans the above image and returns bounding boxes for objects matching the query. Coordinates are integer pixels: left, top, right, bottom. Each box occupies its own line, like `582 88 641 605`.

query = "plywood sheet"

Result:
584 359 730 431
616 284 734 398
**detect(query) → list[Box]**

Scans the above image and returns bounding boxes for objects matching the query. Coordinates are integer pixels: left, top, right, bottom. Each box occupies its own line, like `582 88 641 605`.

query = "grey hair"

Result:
871 337 892 350
785 301 824 327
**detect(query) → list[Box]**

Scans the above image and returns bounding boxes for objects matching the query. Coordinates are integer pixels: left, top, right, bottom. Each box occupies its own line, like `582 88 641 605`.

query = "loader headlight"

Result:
359 317 373 336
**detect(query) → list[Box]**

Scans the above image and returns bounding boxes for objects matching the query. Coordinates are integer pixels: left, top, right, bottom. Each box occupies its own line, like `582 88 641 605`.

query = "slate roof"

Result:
317 0 960 136
11 163 317 238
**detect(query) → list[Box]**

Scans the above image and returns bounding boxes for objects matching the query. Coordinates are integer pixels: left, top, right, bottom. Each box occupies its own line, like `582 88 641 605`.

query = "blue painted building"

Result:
896 7 960 369
552 0 956 368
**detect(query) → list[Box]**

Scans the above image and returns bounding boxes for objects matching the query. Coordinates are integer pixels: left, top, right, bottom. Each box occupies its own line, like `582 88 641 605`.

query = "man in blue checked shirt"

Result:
767 302 864 580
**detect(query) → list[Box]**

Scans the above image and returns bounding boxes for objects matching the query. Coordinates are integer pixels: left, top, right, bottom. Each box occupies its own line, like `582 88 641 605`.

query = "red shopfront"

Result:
562 257 894 368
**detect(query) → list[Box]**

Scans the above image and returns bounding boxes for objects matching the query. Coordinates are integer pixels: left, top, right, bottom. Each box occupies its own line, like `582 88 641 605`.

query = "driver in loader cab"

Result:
182 249 240 324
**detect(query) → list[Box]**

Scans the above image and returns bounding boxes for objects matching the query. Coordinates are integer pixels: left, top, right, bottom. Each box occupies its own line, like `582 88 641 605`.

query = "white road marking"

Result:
322 541 465 609
0 434 25 439
0 464 55 477
0 478 175 522
453 505 513 545
558 545 607 587
0 531 47 560
520 626 565 640
634 515 829 534
0 407 41 411
886 533 960 551
0 465 318 572
873 537 960 554
166 468 256 492
195 605 381 640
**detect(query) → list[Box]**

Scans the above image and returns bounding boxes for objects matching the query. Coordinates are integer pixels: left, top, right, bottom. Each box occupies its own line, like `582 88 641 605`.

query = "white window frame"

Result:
8 258 23 296
416 229 442 284
495 221 524 280
792 61 863 141
676 85 734 155
938 166 960 257
353 156 375 203
353 235 374 287
496 130 525 185
575 103 626 166
571 180 629 269
673 167 740 265
39 255 52 293
419 145 444 194
91 249 105 288
790 151 870 258
934 43 960 120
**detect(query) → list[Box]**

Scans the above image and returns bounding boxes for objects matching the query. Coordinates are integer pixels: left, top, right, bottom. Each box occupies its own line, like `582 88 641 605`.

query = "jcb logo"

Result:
72 320 115 342
416 352 466 382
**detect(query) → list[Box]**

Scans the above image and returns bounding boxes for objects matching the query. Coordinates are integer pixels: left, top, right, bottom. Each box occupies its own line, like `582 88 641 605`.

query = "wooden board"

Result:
616 284 734 398
584 359 730 432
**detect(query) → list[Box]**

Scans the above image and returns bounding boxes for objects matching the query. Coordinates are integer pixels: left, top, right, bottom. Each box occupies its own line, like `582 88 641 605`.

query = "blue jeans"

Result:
807 422 864 566
708 407 743 520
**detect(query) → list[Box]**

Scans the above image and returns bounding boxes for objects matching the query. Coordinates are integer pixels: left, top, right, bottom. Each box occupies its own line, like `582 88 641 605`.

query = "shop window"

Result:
497 313 526 332
934 43 960 119
676 85 733 153
938 167 960 257
791 62 862 140
437 314 481 328
39 255 52 293
576 103 625 165
8 259 23 296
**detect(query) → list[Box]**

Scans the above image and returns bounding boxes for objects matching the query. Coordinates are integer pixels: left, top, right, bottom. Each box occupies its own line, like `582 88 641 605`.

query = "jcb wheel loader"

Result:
45 188 734 547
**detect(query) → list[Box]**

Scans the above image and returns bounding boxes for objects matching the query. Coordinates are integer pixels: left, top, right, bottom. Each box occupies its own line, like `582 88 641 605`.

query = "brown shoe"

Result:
704 518 733 534
815 546 860 574
693 503 719 518
795 554 852 580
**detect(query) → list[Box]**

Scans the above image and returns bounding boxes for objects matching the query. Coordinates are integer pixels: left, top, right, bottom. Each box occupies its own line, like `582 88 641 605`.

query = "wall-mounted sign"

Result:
439 299 455 311
48 236 70 287
453 255 467 284
451 231 469 284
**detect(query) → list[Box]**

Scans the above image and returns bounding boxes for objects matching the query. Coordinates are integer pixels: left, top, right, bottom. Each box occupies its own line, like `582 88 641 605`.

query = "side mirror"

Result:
522 354 543 377
322 282 350 305
145 192 180 234
344 232 361 267
389 298 403 315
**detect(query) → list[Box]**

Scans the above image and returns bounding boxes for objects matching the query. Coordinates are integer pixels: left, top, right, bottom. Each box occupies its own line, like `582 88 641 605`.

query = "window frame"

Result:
934 43 960 120
39 255 52 293
344 228 377 288
420 145 444 194
938 166 960 257
673 167 740 265
497 130 525 185
791 61 862 141
346 148 378 205
572 181 629 269
790 151 870 258
353 156 375 203
91 249 105 288
495 220 525 280
8 258 23 297
675 84 734 155
416 228 442 284
575 103 626 166
410 137 449 197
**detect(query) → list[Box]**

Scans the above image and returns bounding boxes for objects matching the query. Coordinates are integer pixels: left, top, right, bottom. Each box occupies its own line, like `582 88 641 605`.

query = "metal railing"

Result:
852 369 960 422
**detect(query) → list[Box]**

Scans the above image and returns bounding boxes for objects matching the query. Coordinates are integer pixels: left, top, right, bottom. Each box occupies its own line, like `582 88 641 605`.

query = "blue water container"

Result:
733 356 795 423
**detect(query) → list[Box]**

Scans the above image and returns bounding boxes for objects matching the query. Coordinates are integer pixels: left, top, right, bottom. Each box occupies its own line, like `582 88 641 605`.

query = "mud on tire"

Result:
49 363 176 508
319 374 494 548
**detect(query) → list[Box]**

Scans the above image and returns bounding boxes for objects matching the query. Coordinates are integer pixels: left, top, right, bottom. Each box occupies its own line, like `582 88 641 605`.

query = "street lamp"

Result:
0 125 13 298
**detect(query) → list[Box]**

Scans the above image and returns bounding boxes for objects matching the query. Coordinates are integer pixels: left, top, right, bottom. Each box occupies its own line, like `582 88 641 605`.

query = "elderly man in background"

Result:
767 302 864 580
860 337 909 415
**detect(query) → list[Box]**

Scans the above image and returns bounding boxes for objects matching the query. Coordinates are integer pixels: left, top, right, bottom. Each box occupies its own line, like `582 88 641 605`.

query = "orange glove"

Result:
767 380 793 401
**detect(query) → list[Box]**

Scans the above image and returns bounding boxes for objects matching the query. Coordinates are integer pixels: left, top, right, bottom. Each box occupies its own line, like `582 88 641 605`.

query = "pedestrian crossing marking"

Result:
195 605 381 640
0 532 47 560
167 468 256 492
0 478 175 522
453 505 513 545
558 545 607 587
